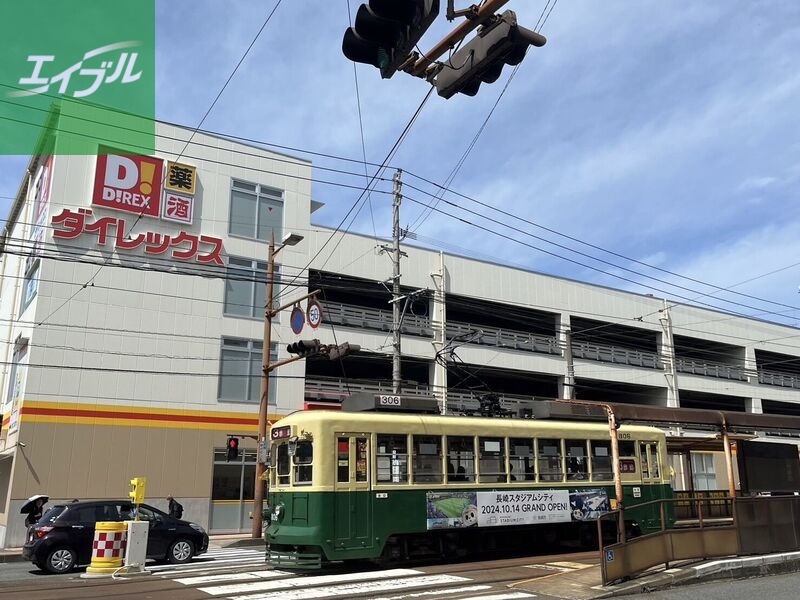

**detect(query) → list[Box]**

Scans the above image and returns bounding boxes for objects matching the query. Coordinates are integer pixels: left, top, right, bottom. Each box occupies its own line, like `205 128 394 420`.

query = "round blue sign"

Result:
290 305 305 334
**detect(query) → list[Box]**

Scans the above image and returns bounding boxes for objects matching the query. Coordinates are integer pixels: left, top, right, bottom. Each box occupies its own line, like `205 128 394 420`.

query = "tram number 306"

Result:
379 395 402 406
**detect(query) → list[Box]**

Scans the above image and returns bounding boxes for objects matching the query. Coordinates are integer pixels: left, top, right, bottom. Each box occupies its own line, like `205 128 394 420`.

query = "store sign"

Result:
51 208 223 266
165 161 196 195
92 153 164 217
162 192 194 224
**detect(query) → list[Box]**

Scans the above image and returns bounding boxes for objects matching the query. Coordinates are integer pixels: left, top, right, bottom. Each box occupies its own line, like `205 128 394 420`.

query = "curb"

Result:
0 553 25 564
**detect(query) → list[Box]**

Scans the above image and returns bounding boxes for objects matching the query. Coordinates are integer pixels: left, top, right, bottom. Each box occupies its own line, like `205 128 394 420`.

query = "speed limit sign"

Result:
307 299 323 329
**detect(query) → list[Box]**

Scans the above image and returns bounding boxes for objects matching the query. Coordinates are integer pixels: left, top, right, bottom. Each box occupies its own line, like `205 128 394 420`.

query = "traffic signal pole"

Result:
251 232 319 539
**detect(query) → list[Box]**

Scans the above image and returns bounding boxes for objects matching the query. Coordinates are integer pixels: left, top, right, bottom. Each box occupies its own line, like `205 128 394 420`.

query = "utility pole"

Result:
251 231 304 539
391 169 402 394
659 300 680 409
563 327 575 400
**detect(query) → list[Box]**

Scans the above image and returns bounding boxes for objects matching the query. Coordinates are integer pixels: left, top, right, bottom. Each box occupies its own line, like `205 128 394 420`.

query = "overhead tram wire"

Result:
400 192 797 321
402 169 800 314
33 0 286 328
0 104 396 197
273 86 437 306
401 181 800 316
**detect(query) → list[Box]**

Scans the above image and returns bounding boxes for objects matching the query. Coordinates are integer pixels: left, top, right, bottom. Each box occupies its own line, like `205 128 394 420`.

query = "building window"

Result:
218 338 276 403
225 256 282 319
20 256 40 314
691 452 717 491
229 179 283 242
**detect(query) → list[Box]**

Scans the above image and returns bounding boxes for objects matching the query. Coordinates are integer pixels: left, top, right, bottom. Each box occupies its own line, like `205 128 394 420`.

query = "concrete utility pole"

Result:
391 170 403 394
563 327 576 400
659 300 680 409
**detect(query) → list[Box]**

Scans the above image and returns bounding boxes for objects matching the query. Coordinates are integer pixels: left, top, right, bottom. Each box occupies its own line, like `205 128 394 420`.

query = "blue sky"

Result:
2 1 800 325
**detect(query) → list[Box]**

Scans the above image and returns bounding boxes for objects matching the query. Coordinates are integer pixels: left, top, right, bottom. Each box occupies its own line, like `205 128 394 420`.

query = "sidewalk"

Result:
509 551 800 598
0 533 262 564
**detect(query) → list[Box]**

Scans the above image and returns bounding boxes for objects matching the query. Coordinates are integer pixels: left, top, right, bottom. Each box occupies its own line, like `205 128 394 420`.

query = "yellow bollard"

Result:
84 521 127 576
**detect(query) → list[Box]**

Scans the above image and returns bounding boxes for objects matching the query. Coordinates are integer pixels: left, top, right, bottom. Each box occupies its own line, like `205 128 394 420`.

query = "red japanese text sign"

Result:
51 208 224 266
93 154 164 217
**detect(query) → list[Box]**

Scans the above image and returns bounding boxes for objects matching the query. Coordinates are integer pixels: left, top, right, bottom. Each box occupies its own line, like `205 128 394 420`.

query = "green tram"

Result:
265 409 673 568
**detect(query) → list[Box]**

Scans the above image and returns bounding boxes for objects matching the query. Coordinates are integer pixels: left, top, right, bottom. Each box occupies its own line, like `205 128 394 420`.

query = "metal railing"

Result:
572 341 661 369
759 369 800 389
675 357 747 381
319 301 797 387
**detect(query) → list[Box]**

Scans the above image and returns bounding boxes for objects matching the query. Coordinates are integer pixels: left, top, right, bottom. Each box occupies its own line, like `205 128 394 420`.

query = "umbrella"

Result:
20 494 48 514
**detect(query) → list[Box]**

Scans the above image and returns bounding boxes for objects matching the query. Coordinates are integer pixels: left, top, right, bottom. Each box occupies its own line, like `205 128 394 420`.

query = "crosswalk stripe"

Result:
459 593 536 600
159 561 269 578
175 570 292 586
198 568 425 596
225 574 470 600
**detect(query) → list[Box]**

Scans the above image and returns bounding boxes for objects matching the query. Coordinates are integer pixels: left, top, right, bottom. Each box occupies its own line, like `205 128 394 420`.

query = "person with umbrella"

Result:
21 494 48 528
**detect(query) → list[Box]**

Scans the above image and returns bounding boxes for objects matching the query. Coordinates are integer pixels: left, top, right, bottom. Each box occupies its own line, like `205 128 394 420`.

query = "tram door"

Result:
334 435 373 550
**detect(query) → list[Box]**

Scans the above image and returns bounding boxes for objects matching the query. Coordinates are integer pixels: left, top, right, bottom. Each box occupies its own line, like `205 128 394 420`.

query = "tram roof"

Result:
274 408 663 435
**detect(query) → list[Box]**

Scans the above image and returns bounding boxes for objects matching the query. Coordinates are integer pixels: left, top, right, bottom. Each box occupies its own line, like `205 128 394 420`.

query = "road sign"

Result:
307 299 323 328
290 304 305 334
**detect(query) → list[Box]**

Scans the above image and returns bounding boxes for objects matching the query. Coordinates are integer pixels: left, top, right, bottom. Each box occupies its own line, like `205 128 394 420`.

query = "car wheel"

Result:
45 547 76 574
167 539 194 564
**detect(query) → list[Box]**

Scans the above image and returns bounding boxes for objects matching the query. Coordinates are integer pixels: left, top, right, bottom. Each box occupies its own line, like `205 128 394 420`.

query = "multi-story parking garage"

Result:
2 109 800 547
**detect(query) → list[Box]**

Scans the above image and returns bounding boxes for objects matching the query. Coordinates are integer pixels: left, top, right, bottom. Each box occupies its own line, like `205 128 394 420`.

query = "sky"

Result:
2 0 800 325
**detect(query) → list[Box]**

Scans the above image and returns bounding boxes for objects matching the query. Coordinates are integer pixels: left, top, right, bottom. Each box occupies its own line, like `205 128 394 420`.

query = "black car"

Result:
22 500 209 573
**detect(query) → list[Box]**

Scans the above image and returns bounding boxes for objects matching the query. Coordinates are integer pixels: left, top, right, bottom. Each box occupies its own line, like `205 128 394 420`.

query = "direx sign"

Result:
93 154 163 217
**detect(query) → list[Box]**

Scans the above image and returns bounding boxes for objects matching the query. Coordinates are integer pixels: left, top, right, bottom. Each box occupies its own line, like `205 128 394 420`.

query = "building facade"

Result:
2 117 800 547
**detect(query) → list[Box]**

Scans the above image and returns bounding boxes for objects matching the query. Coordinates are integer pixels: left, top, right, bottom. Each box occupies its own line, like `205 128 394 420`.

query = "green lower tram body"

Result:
266 484 674 568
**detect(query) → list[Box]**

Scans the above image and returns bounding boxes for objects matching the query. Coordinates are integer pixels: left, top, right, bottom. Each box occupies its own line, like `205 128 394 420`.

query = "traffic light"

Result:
226 437 239 462
342 0 440 79
287 339 321 357
434 10 546 99
129 476 146 505
327 342 361 361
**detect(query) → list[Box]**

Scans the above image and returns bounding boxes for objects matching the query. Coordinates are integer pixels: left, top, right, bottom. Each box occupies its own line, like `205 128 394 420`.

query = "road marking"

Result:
459 594 536 600
223 574 470 600
199 568 426 596
373 585 494 599
175 569 291 585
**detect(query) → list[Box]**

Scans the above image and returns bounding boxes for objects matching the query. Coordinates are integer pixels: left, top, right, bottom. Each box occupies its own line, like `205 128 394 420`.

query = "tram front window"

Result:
276 443 290 485
293 440 313 484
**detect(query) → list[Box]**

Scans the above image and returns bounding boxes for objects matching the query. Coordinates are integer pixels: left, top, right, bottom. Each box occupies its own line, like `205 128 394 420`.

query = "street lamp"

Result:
252 231 303 538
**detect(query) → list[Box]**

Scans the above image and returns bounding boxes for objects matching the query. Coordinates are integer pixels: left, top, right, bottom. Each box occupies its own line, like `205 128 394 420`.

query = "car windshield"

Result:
38 506 66 524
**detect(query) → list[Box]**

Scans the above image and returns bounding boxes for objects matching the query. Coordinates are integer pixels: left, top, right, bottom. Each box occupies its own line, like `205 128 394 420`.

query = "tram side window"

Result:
293 440 313 484
356 438 368 482
479 437 507 483
276 443 290 485
537 438 563 481
590 440 613 481
337 437 349 483
566 440 588 480
510 438 535 481
413 435 443 483
376 434 408 483
446 436 474 482
618 440 637 475
639 443 650 478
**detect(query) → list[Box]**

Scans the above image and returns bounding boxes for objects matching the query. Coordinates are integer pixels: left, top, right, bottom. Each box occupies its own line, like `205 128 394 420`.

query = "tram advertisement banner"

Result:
426 489 610 530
